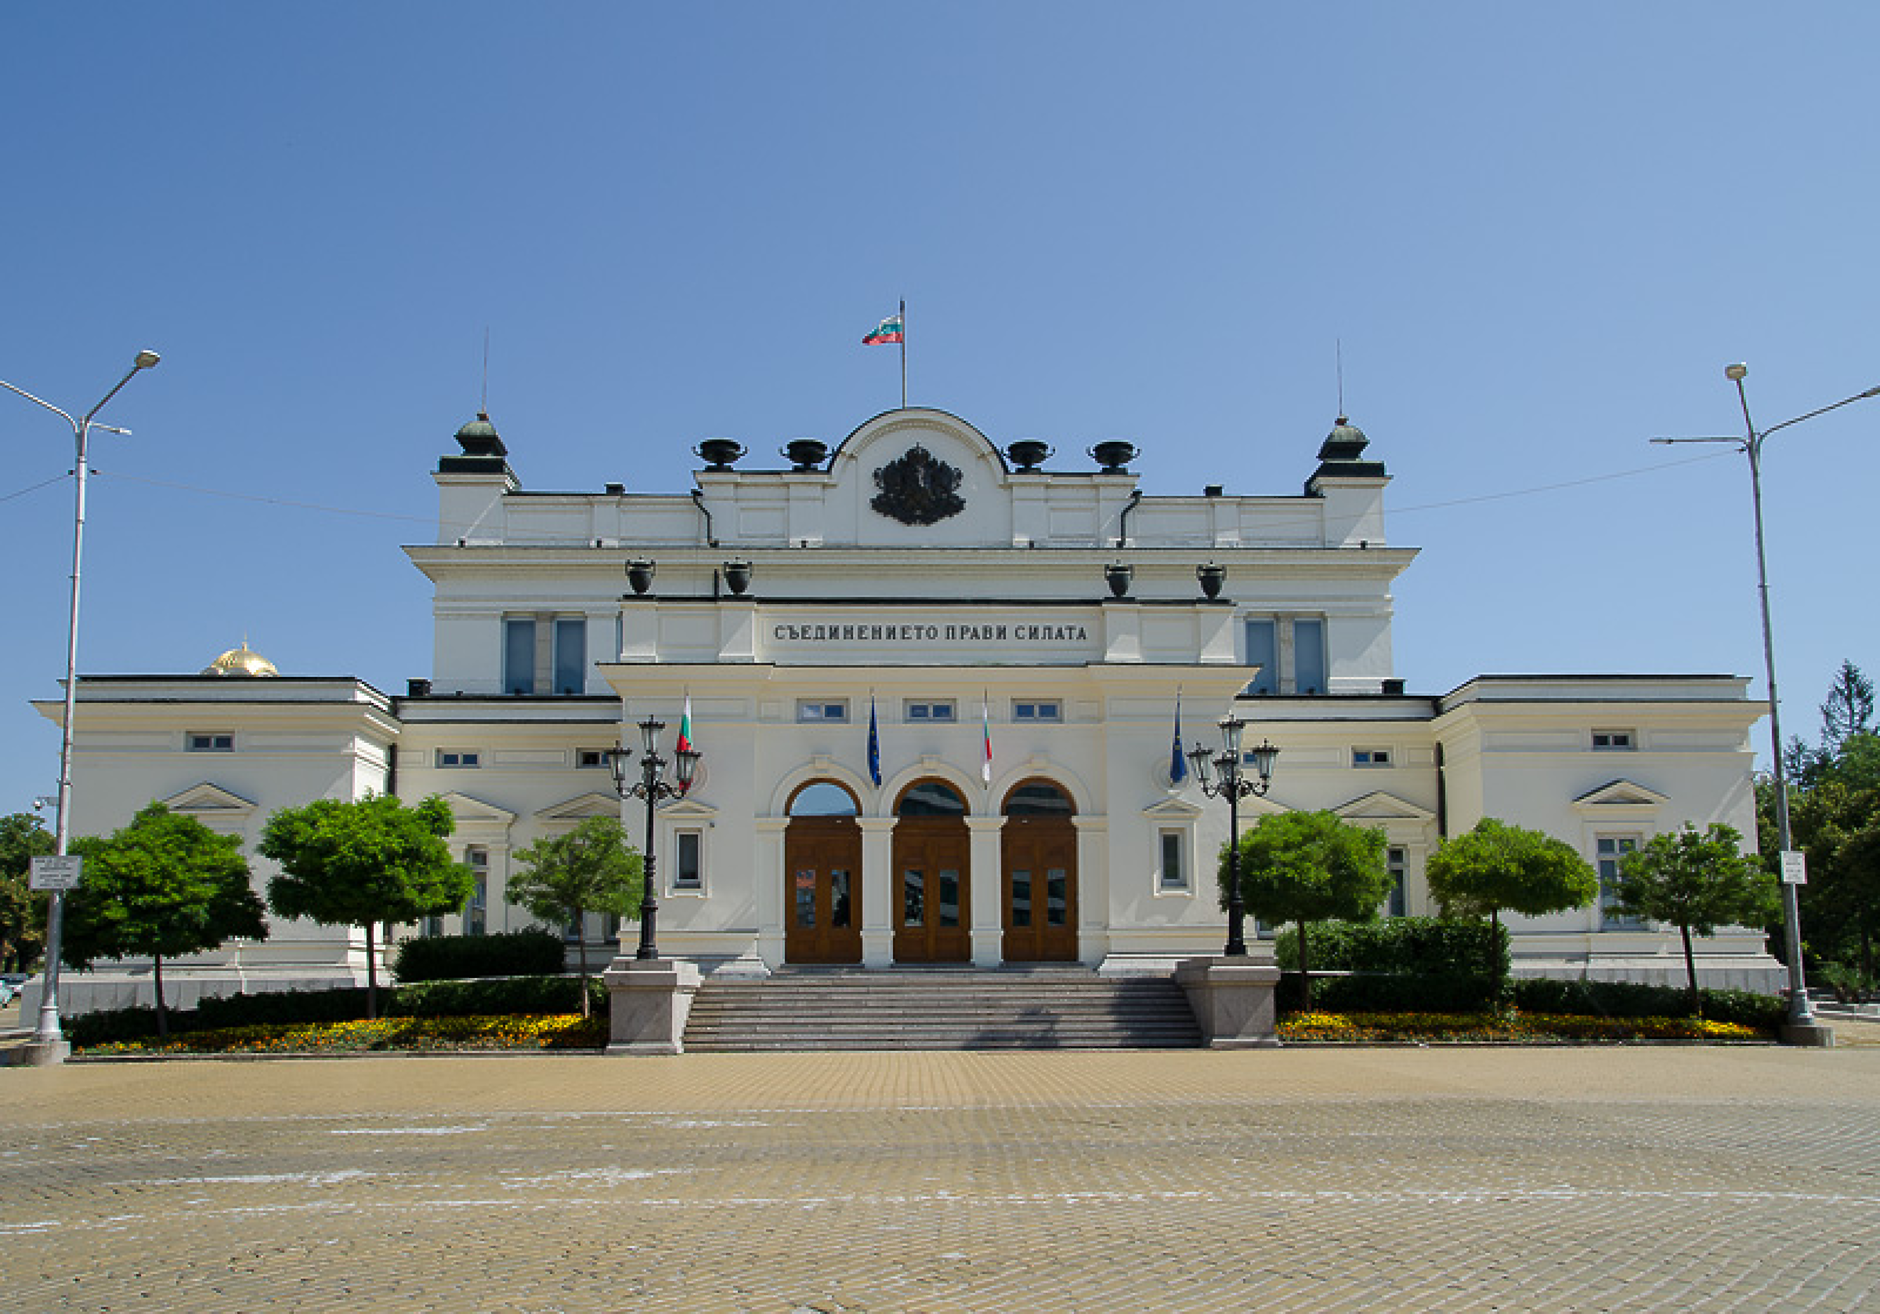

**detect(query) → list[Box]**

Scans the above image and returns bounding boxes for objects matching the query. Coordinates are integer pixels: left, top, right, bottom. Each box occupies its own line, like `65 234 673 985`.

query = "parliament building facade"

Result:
36 404 1782 1013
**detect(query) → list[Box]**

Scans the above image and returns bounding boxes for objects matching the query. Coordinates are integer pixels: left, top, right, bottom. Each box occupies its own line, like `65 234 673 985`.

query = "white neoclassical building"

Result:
33 404 1783 1013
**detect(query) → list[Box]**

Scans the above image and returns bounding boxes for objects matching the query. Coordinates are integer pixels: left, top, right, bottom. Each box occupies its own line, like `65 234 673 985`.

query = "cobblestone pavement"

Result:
3 1046 1879 1313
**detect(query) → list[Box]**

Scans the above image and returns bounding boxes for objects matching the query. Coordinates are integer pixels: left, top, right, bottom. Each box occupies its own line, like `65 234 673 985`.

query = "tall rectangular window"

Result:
674 831 702 889
1598 836 1643 929
1386 846 1406 917
1159 830 1188 891
1293 618 1326 695
465 847 489 936
503 618 536 695
553 618 586 695
1245 619 1277 695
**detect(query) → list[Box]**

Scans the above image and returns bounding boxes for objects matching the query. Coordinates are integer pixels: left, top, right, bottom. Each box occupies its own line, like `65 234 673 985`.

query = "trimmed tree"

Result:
260 795 474 1019
504 816 644 1016
1613 823 1778 1017
0 811 55 972
62 803 268 1038
1220 810 1390 1008
1424 818 1599 987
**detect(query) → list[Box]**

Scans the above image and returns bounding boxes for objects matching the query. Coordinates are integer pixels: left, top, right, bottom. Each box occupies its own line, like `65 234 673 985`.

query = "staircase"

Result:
683 967 1203 1051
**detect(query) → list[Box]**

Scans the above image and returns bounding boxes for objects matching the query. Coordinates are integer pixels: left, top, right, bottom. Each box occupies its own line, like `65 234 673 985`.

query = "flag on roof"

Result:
863 314 904 345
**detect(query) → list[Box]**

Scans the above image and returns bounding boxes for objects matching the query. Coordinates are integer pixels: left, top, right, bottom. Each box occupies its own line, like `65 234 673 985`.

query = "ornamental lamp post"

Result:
1653 363 1880 1035
2 349 161 1064
603 716 700 961
1187 712 1278 957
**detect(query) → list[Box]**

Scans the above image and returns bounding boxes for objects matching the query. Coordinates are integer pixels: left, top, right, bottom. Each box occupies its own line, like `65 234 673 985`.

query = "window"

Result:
578 749 611 769
1353 748 1392 767
186 733 234 752
1597 836 1643 929
905 700 956 722
1386 846 1407 917
1245 616 1328 695
437 749 481 768
797 700 849 723
673 831 703 889
1013 700 1062 722
464 847 489 936
503 618 536 695
1158 830 1188 891
1592 730 1635 751
552 618 586 695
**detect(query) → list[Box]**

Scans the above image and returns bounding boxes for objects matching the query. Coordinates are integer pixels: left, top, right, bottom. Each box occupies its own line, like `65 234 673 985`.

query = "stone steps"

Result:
683 969 1203 1051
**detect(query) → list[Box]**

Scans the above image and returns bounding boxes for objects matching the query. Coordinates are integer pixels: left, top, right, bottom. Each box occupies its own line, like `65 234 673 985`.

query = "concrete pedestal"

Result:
5 1038 71 1067
602 957 701 1055
1780 1021 1836 1048
1174 957 1282 1048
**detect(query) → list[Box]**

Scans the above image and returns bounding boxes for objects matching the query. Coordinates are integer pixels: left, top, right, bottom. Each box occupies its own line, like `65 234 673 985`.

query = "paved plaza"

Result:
3 1040 1879 1313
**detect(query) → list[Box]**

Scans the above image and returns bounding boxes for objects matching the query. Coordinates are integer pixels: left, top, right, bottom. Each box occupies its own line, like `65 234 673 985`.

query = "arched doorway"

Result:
1002 779 1078 962
784 781 862 965
893 778 971 963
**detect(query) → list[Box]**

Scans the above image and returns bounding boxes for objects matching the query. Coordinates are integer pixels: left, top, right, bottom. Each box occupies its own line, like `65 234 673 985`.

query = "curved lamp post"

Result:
1654 364 1880 1030
1187 713 1278 957
603 716 700 960
1 350 161 1061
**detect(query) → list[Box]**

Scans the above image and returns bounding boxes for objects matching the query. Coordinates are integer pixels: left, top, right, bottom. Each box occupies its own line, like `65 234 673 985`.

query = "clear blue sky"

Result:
3 3 1876 819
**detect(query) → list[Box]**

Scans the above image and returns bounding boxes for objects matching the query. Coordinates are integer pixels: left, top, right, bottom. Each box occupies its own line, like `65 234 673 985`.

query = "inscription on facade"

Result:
771 621 1090 645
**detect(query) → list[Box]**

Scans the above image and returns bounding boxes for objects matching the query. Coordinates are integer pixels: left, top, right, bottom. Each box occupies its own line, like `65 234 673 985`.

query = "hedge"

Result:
392 928 567 983
1274 917 1510 980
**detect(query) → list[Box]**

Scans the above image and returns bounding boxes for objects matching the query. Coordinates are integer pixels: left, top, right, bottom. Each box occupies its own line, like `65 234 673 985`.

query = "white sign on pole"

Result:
29 855 83 891
1780 850 1808 886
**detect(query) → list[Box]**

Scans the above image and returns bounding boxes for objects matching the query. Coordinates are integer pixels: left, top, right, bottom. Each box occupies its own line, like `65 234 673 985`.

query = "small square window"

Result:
797 700 849 723
1013 700 1062 722
905 700 957 722
578 749 610 769
437 749 481 768
1353 748 1392 767
1592 730 1635 751
186 733 234 753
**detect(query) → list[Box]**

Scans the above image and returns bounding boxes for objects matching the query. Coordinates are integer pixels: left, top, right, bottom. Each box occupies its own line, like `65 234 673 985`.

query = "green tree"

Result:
1424 818 1599 982
1820 660 1875 752
62 803 268 1038
1220 810 1390 1008
260 795 473 1018
1613 823 1778 1017
504 816 643 1016
0 811 55 972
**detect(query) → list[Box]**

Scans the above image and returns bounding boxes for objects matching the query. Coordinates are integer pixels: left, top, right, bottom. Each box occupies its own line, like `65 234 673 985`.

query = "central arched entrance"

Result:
1001 779 1078 962
893 778 971 963
784 781 862 965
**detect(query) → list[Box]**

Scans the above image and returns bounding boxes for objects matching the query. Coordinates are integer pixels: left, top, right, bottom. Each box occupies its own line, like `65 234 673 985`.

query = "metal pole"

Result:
636 757 661 960
1736 376 1813 1026
1224 776 1246 957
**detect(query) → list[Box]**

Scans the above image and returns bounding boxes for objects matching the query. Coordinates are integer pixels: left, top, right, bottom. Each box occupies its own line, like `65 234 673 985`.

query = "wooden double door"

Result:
783 816 862 964
1001 814 1079 962
893 816 972 963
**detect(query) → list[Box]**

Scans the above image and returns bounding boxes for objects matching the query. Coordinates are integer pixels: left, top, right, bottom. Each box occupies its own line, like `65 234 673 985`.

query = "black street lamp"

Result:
604 716 700 961
1188 713 1279 957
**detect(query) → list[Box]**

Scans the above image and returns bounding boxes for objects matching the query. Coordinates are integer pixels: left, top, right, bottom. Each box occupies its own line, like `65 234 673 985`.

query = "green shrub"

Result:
1274 917 1509 979
392 928 566 982
1511 977 1784 1029
392 975 599 1017
1276 970 1507 1015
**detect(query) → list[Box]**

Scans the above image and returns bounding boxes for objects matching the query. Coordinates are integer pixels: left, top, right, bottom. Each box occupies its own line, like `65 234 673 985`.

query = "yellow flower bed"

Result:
1278 1009 1764 1043
79 1013 610 1057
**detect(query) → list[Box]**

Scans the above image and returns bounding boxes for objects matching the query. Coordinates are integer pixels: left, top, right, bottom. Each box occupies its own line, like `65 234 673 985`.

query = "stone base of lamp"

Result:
1780 1020 1835 1048
602 957 701 1055
4 1038 71 1067
1174 957 1282 1048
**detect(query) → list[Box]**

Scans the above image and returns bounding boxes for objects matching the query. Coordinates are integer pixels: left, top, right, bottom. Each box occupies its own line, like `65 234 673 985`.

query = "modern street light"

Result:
1654 363 1880 1031
603 716 700 960
2 349 161 1062
1187 713 1279 957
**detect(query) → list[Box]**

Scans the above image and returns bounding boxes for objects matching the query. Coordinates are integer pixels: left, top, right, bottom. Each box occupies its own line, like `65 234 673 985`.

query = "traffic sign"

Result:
1780 850 1808 886
29 855 82 890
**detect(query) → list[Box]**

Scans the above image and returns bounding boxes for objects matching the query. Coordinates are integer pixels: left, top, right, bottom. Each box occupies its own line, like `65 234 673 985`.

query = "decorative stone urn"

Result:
1197 563 1226 599
782 438 828 470
723 559 753 596
1105 562 1133 598
1089 440 1139 473
695 438 745 470
1006 439 1053 471
626 559 655 595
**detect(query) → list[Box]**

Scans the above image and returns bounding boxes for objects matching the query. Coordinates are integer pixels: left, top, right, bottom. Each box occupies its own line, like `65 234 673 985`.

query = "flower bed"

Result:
77 1012 609 1057
1278 1009 1768 1043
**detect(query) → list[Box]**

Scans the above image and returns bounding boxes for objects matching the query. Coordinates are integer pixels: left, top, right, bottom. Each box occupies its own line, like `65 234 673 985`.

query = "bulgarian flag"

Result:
981 694 993 785
863 313 904 345
675 694 694 754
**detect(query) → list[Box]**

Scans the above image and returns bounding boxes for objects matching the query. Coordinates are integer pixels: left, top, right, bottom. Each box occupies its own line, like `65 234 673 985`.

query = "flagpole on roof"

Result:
899 298 907 409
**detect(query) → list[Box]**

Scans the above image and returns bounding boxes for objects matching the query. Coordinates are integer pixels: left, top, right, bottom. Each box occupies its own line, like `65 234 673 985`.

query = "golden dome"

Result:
202 641 279 678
